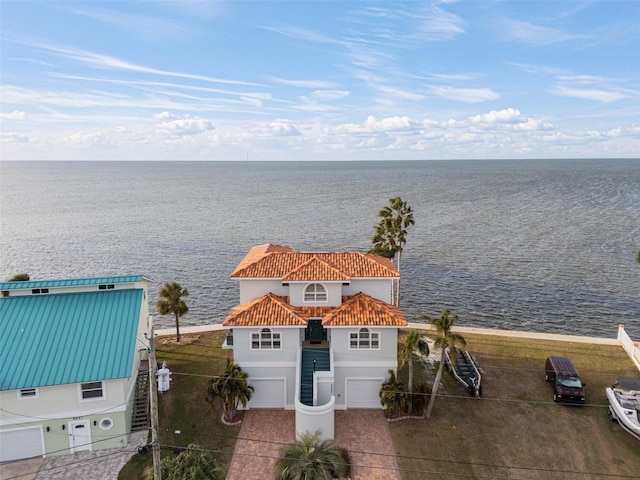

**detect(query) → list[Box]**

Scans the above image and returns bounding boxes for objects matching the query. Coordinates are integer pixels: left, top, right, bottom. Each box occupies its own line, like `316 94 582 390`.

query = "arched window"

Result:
304 283 327 302
349 328 380 349
251 328 281 349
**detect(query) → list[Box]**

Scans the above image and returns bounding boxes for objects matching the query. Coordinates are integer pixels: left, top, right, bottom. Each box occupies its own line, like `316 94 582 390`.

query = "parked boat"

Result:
606 377 640 441
444 348 482 397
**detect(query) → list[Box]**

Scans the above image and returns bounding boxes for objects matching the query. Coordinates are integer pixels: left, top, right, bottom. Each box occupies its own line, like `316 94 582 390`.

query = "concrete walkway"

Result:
226 410 400 480
0 432 146 480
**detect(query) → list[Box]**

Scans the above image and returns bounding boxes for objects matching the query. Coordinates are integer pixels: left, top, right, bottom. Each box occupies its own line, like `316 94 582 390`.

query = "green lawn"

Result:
119 329 640 479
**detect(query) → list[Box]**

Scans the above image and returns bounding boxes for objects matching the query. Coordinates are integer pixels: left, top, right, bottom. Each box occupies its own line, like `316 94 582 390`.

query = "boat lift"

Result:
444 348 483 397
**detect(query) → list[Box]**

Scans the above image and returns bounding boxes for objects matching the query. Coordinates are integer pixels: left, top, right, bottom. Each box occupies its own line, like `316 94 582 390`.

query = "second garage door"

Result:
248 378 286 408
346 378 384 408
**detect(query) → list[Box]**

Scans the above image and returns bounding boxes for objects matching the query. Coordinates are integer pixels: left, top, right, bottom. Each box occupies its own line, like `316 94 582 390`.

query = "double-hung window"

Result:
251 328 281 349
304 283 327 302
349 328 380 349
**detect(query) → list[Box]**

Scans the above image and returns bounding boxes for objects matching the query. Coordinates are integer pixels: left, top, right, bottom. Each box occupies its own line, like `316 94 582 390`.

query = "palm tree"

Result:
398 330 429 415
204 359 254 423
369 196 414 305
143 443 223 480
156 282 189 342
421 309 466 419
275 430 350 480
379 369 406 416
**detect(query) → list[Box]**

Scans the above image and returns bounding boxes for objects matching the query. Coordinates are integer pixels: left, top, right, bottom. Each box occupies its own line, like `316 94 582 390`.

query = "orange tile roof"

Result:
322 293 408 327
223 292 406 328
282 257 351 282
230 244 399 280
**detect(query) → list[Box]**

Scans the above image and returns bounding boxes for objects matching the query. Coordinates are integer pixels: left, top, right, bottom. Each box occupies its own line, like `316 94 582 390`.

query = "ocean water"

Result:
1 159 638 339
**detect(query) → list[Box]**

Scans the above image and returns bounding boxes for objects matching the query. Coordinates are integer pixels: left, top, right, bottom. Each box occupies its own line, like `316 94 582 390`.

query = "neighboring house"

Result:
0 275 152 462
222 244 407 439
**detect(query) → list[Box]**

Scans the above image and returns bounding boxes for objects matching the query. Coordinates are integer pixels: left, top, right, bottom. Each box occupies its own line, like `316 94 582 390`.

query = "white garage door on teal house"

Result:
346 378 384 408
0 426 45 462
247 378 286 408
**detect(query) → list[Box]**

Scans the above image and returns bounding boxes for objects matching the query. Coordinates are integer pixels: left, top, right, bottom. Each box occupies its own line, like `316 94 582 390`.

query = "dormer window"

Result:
304 283 327 302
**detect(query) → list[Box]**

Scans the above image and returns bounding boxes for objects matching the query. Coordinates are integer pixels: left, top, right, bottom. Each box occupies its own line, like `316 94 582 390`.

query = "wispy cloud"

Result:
554 86 624 103
264 76 337 89
429 86 499 103
14 38 261 87
496 18 587 45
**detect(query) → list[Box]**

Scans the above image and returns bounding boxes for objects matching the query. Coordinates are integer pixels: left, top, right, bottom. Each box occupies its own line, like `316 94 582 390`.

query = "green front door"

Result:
306 319 326 343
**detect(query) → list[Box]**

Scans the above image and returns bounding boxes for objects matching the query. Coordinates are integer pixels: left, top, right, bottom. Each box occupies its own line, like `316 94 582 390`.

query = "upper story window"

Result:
19 388 38 399
80 381 104 401
304 283 327 302
349 328 380 349
251 328 281 350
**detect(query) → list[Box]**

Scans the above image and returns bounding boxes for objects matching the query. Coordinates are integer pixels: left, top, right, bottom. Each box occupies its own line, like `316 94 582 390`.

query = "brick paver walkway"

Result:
226 409 400 480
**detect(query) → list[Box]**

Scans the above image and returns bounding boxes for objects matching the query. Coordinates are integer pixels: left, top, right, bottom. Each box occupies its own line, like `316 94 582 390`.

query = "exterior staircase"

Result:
131 365 150 431
300 348 330 406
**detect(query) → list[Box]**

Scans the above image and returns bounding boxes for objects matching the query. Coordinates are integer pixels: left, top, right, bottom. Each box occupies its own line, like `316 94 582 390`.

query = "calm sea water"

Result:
1 159 638 339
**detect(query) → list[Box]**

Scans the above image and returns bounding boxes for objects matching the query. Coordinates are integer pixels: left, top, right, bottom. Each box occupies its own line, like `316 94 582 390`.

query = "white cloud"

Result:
554 86 624 103
1 132 30 143
155 117 215 136
0 110 28 121
430 86 499 103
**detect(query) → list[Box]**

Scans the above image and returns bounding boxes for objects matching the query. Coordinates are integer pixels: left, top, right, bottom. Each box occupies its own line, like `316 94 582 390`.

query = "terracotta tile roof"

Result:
230 244 399 280
282 257 351 282
223 292 406 328
322 292 408 327
223 294 308 327
230 244 293 277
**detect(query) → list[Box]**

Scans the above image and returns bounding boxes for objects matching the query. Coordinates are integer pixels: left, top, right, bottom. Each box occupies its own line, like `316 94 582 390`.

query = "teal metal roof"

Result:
0 289 144 390
0 275 151 291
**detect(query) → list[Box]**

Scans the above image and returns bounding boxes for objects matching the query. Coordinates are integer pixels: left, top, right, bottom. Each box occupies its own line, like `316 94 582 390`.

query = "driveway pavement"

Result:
226 409 400 480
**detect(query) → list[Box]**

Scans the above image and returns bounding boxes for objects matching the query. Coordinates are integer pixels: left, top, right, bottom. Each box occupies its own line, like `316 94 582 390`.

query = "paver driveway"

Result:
226 409 400 480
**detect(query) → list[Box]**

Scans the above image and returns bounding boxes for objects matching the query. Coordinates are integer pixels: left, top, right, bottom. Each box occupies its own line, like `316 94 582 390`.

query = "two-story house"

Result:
0 275 152 462
222 244 407 439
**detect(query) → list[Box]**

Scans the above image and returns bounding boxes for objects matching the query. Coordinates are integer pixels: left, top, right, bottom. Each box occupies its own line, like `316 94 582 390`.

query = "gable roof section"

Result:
223 292 406 328
0 289 143 390
231 244 399 280
282 257 351 282
223 293 309 327
322 292 408 327
0 275 151 291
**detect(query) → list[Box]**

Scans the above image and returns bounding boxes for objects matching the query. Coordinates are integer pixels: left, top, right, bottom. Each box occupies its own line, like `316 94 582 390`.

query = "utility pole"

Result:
148 323 162 480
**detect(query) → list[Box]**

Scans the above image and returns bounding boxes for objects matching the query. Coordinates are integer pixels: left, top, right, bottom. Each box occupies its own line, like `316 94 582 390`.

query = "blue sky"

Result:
1 0 639 161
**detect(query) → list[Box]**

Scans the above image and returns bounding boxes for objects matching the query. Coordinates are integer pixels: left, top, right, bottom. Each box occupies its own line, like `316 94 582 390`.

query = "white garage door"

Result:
0 426 45 462
346 378 384 408
248 378 286 408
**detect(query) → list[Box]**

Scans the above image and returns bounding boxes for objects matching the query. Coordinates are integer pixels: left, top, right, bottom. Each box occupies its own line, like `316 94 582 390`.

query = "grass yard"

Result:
391 331 640 480
118 330 239 480
119 329 640 479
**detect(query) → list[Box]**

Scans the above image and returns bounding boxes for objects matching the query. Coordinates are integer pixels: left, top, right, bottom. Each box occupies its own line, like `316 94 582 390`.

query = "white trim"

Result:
250 328 283 350
334 360 396 368
240 361 297 368
303 283 328 303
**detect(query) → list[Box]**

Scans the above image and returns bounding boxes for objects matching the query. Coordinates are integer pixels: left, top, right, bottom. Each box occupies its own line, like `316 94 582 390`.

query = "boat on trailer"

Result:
605 377 640 441
444 348 482 397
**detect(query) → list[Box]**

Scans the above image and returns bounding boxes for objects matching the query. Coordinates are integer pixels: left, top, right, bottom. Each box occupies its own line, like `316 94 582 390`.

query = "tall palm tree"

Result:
275 430 350 480
379 369 406 416
204 359 254 423
421 309 466 419
398 330 429 415
369 196 414 305
156 282 189 342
